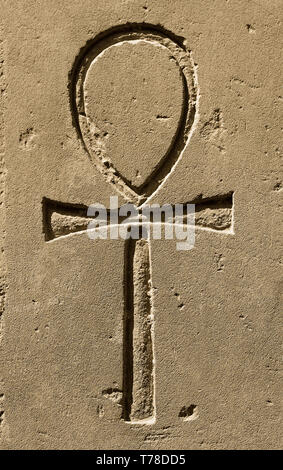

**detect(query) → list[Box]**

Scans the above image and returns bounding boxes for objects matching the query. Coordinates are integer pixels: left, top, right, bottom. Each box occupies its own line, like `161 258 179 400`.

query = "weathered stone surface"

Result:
0 0 282 450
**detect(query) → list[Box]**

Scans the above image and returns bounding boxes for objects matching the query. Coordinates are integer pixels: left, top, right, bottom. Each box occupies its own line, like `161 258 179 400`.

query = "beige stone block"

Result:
0 0 281 450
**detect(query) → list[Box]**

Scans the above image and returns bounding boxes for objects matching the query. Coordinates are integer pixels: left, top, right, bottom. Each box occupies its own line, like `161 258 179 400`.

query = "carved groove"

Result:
122 239 135 421
123 238 154 423
42 198 89 241
194 193 233 230
131 238 154 422
69 23 198 205
43 193 233 241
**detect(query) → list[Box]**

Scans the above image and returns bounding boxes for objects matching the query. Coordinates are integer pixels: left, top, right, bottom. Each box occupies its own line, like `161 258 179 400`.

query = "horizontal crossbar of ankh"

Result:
42 192 233 423
43 193 233 241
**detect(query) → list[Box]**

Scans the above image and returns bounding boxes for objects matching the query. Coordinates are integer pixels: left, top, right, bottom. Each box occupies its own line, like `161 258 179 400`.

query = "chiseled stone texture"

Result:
0 0 282 449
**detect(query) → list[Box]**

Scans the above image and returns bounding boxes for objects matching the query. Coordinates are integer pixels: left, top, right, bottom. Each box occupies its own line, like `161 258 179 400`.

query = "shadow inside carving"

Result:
69 23 198 205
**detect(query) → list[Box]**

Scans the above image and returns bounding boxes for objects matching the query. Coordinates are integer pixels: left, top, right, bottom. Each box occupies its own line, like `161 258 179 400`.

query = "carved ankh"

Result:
43 25 234 424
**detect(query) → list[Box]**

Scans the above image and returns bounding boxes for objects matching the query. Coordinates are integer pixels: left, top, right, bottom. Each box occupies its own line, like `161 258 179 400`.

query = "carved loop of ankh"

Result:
71 24 197 424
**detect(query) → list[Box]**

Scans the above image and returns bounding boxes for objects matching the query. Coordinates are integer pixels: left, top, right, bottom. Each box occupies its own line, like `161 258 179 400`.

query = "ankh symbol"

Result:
45 24 199 424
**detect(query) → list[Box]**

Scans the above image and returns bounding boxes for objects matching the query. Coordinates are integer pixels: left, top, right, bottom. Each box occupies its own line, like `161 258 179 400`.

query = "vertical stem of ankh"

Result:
122 237 155 423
